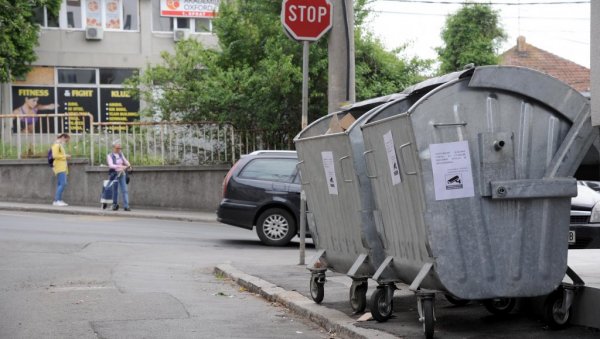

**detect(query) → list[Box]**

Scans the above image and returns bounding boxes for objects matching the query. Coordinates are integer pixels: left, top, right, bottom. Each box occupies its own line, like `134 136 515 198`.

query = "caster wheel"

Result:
444 293 469 306
483 298 516 316
102 203 107 210
544 288 572 329
349 281 368 313
370 287 393 322
310 276 324 304
422 298 435 339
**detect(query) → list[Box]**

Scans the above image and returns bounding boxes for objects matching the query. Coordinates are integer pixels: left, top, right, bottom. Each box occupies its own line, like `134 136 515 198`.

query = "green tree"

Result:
436 3 506 74
128 0 430 147
0 0 61 82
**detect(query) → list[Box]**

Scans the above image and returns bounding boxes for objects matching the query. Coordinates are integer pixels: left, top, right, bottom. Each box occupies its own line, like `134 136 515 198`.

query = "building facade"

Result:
1 0 219 131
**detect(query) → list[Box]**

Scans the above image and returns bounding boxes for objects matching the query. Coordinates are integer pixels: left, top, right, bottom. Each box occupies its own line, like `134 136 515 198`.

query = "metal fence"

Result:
0 113 294 165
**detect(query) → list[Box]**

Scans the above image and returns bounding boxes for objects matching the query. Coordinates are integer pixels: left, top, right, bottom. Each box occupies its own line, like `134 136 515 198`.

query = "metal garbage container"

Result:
294 94 416 311
359 66 596 337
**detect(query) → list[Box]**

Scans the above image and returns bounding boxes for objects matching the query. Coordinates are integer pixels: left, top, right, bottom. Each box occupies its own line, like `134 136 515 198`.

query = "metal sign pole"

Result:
299 191 307 265
299 40 309 265
301 41 309 130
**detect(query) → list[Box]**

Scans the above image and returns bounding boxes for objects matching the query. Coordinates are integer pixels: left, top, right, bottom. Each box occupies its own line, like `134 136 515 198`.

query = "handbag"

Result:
126 168 132 184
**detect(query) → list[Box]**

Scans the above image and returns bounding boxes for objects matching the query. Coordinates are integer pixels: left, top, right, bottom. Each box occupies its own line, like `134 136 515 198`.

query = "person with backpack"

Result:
51 133 71 206
107 141 132 211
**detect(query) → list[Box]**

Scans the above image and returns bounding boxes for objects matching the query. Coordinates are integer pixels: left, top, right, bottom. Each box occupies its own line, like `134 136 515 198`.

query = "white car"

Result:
569 181 600 248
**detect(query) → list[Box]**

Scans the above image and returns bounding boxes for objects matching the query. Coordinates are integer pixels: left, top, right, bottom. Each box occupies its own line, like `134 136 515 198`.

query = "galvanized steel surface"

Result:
361 66 596 299
296 112 380 276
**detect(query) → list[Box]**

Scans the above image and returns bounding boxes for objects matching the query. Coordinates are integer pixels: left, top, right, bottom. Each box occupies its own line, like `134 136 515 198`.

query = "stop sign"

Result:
281 0 333 41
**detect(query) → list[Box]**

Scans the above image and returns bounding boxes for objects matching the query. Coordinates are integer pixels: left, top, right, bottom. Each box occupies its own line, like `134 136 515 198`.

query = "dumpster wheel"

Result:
444 293 469 306
370 287 393 322
482 298 516 316
310 275 325 304
349 280 368 313
543 287 572 329
418 296 435 339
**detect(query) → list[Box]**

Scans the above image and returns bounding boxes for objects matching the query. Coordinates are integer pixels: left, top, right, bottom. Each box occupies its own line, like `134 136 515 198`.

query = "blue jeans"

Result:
112 173 129 209
54 172 67 201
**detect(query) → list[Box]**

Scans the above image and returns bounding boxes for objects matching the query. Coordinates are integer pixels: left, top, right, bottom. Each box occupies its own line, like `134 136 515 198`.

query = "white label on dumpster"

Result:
321 151 339 195
383 131 401 185
430 140 475 200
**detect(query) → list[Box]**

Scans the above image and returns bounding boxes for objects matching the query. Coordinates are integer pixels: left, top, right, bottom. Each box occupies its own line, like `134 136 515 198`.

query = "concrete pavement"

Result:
3 201 600 338
0 201 217 223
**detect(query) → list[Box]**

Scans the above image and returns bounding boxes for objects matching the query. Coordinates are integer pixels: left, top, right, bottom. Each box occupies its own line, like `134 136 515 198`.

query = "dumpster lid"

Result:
341 93 406 111
402 68 474 96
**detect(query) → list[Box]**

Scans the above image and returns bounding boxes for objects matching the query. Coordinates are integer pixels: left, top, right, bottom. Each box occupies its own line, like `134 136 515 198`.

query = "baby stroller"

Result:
100 173 119 209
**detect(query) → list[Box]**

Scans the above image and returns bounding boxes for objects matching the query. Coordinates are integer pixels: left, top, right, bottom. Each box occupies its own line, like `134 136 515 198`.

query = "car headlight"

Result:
590 202 600 223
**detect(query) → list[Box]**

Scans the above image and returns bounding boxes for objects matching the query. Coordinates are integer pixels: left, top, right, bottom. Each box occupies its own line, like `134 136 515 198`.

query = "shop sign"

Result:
160 0 219 18
57 87 97 133
100 88 140 132
11 86 56 133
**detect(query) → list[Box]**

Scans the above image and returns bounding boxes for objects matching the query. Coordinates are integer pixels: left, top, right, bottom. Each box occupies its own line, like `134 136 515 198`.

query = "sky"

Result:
365 0 591 68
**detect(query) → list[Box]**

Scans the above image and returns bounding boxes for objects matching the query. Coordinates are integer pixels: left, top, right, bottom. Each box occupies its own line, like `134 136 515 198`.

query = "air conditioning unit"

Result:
85 26 104 40
173 29 190 42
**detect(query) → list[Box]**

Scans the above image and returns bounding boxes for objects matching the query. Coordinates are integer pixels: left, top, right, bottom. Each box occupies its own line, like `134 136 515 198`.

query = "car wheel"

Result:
256 208 296 246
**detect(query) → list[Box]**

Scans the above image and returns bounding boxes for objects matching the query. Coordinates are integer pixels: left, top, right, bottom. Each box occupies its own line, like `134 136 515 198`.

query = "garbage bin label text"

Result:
321 151 339 195
430 140 474 200
383 130 402 185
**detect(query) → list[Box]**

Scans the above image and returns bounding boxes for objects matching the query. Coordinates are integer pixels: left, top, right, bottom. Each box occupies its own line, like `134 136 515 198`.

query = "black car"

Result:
217 150 301 246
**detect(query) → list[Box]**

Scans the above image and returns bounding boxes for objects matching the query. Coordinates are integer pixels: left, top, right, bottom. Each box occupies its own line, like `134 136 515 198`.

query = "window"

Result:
194 18 211 33
239 159 298 183
34 6 59 28
100 68 137 85
36 0 138 31
67 0 83 28
58 69 96 84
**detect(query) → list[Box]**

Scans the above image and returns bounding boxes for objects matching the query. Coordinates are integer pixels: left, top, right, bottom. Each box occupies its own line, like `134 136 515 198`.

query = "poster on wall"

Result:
100 88 140 132
57 87 97 133
160 0 219 18
85 0 103 27
11 86 57 134
105 0 122 29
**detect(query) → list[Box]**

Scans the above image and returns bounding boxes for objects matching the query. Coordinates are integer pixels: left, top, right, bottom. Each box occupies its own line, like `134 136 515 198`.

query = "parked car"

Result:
570 181 600 249
217 150 301 246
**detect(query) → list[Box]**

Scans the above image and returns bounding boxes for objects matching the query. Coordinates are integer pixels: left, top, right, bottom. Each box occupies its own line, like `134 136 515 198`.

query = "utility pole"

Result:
592 1 600 127
328 0 355 113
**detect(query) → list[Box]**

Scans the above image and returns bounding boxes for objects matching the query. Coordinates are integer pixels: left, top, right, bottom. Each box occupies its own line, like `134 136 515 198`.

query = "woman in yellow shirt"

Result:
51 134 71 206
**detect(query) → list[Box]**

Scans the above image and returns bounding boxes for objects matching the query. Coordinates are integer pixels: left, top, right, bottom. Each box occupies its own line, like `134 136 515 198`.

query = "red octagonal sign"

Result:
281 0 333 41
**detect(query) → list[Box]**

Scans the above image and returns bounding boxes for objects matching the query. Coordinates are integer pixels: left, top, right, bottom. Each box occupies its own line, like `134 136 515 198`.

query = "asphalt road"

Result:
0 211 325 339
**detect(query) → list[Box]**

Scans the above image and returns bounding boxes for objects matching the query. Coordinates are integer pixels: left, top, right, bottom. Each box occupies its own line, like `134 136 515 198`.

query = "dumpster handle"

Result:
433 122 467 128
363 150 378 178
398 142 418 175
297 160 310 185
339 155 353 183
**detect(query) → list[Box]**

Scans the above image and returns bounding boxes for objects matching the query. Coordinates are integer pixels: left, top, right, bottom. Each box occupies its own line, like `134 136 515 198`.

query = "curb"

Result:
215 264 397 339
0 204 217 224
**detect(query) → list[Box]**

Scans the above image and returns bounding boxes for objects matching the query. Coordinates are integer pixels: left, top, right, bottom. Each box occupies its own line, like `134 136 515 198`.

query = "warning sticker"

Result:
430 140 475 200
322 151 339 195
383 131 401 186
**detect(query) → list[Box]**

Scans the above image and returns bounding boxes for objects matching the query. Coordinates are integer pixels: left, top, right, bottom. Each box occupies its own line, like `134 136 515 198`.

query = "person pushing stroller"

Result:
107 141 132 211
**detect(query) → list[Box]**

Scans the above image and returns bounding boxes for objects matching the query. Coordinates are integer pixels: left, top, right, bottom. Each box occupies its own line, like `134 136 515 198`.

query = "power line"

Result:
378 0 590 5
372 10 589 20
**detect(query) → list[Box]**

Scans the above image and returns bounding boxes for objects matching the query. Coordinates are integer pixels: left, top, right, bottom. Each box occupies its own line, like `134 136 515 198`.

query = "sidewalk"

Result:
0 201 217 223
